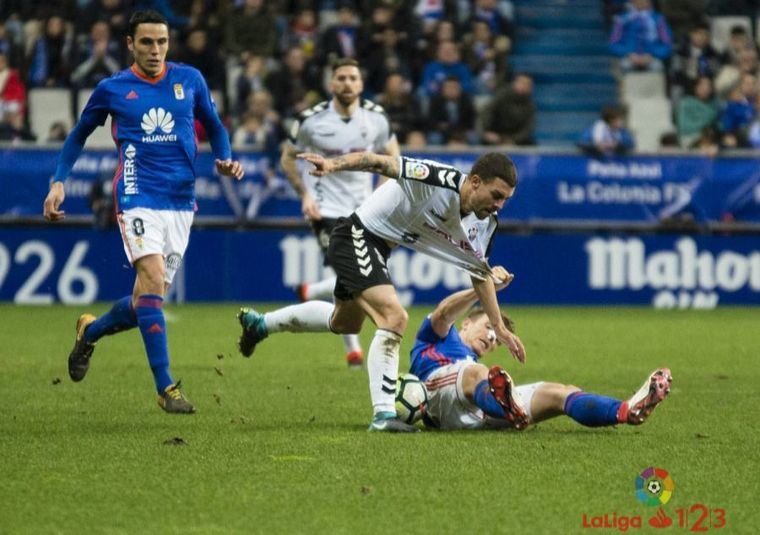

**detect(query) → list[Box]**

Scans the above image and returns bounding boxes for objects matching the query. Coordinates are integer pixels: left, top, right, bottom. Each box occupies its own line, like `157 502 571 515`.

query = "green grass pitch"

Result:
1 304 758 533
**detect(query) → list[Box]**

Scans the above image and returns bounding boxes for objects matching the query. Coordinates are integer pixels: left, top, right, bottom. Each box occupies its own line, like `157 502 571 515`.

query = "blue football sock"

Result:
84 295 137 344
564 392 622 427
473 380 507 419
135 294 174 393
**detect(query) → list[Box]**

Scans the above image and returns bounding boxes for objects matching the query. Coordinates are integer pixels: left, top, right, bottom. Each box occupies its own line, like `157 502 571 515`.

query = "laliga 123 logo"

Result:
581 467 728 531
636 466 674 508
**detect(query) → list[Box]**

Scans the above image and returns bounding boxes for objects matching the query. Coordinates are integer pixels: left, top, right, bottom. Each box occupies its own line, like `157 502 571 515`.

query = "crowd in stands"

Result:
0 1 759 154
0 0 529 149
604 0 760 153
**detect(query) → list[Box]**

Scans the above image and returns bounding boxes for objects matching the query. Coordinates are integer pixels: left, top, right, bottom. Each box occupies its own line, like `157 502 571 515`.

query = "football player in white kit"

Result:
409 269 673 431
280 58 400 368
238 150 525 432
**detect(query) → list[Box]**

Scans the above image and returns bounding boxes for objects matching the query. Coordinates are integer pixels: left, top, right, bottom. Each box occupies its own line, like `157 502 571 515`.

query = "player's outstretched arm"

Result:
43 181 66 221
376 136 401 187
472 273 526 363
298 151 399 179
429 267 514 338
282 144 321 220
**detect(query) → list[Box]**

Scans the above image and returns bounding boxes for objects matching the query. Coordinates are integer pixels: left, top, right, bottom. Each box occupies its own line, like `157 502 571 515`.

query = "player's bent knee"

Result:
330 316 362 334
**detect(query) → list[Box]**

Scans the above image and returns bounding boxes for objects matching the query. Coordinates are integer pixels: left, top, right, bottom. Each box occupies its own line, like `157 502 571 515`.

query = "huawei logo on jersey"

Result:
140 107 177 142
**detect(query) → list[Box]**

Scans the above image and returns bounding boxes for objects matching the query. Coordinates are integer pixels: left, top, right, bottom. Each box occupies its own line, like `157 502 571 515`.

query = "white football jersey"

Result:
356 156 497 280
289 99 394 219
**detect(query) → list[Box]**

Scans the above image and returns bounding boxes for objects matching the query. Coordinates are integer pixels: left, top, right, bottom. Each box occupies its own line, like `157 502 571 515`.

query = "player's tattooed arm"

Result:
298 152 400 179
283 144 321 220
281 144 307 197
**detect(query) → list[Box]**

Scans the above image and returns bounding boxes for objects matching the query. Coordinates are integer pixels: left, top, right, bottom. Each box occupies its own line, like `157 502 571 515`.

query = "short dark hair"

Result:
601 104 626 124
470 152 517 187
128 10 169 38
332 58 360 74
466 308 515 334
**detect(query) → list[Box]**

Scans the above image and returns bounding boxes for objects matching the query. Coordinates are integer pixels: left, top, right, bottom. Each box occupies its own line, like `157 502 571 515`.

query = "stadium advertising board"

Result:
2 149 760 223
0 228 757 307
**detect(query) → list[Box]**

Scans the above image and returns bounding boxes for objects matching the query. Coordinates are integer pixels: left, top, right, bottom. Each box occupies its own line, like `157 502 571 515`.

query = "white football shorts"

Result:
117 207 193 284
424 360 543 430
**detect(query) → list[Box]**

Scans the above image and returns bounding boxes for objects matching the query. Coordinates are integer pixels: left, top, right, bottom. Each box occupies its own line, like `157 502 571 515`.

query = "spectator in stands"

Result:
0 51 25 121
426 75 477 145
677 76 720 146
578 105 635 156
413 0 447 35
46 121 68 142
718 25 757 67
225 0 277 60
659 131 680 148
235 54 268 116
461 19 510 96
609 0 674 71
70 21 120 88
232 110 281 155
176 28 223 90
265 46 322 119
482 73 535 146
719 73 756 147
134 0 188 28
659 0 707 42
670 21 720 97
420 40 474 97
746 94 760 149
470 0 514 42
28 15 74 87
320 2 360 64
375 72 420 144
0 21 22 68
736 48 759 76
364 26 412 95
690 125 720 156
280 7 319 59
241 89 285 146
0 109 36 144
405 129 427 149
77 0 129 41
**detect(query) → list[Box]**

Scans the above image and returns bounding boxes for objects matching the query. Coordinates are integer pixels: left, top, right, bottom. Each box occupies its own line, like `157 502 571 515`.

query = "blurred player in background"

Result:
412 274 672 430
281 58 399 367
238 150 525 432
42 10 244 413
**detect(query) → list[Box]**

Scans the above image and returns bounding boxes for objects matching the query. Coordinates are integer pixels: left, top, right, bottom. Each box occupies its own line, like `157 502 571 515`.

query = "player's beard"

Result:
335 92 358 107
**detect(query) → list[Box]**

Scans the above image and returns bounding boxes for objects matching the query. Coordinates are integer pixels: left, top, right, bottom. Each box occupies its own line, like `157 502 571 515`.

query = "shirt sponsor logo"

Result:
124 143 138 195
405 161 429 180
140 107 177 142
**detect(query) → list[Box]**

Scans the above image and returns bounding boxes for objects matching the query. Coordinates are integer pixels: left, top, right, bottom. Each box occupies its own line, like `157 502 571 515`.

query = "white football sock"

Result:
264 301 333 333
367 329 401 415
343 334 362 355
304 276 337 300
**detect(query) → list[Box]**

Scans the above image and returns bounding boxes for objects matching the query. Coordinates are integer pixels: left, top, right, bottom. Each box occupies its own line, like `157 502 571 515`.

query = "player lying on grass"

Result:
413 266 673 430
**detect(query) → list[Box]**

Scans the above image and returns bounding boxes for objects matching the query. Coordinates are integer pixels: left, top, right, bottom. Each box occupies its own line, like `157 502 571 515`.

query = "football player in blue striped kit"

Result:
42 10 244 413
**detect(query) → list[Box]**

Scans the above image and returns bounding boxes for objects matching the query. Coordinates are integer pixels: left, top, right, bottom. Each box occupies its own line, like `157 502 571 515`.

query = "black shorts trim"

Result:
326 214 392 301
